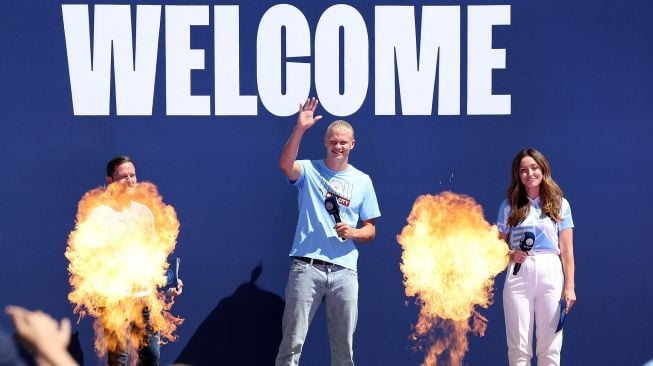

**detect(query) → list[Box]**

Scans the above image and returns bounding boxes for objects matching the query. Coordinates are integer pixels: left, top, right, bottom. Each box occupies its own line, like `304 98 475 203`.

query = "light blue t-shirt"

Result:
288 159 381 270
497 197 574 255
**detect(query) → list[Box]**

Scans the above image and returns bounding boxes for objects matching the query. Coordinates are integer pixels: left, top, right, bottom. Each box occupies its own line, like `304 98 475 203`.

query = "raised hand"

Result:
296 97 323 131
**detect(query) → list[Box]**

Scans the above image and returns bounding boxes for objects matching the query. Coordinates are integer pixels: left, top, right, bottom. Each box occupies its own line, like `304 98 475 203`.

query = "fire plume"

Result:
65 182 182 358
397 192 508 366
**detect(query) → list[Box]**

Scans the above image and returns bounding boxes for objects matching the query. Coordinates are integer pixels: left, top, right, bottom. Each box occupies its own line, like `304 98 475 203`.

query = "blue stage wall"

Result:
1 1 652 365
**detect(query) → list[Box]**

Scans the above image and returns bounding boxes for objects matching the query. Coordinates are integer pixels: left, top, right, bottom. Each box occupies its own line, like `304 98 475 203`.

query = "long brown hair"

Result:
506 148 563 227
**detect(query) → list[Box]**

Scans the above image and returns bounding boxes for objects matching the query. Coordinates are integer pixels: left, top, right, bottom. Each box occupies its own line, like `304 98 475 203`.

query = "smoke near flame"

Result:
397 192 508 366
65 182 182 358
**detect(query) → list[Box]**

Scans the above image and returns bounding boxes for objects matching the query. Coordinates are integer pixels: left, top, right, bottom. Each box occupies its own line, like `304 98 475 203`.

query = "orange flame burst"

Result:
397 192 508 366
65 182 183 358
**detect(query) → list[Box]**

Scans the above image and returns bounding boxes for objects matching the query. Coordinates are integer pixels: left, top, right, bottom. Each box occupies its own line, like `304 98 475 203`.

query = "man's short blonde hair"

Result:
325 120 355 138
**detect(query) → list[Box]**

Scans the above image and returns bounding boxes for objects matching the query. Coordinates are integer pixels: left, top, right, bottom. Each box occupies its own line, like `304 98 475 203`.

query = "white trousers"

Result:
503 253 564 366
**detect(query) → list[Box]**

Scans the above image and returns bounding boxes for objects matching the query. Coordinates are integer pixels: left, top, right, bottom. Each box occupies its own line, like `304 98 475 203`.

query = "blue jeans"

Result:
107 307 160 366
275 258 359 366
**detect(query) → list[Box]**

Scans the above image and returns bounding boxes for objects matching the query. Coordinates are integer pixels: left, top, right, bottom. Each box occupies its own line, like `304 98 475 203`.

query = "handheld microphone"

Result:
324 195 341 223
512 232 535 275
324 195 345 240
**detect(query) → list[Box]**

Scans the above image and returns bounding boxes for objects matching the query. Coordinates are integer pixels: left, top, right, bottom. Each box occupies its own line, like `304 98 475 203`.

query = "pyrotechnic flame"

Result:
397 192 509 366
65 182 182 358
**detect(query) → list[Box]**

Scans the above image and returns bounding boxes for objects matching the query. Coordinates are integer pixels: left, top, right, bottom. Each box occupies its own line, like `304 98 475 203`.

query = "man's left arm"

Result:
335 219 376 242
334 175 379 242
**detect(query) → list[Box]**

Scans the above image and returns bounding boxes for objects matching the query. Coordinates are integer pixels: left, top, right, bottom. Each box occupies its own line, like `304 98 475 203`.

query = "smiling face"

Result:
324 127 355 160
518 156 542 196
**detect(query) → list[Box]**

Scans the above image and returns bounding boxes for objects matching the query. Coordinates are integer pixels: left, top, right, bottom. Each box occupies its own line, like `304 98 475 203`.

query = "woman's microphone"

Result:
513 232 535 275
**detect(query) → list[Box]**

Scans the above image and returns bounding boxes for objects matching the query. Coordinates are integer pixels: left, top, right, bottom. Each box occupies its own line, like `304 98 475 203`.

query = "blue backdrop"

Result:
1 1 652 365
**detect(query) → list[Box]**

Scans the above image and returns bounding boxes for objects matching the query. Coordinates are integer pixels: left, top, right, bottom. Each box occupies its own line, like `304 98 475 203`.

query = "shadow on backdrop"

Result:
68 331 84 366
175 263 284 366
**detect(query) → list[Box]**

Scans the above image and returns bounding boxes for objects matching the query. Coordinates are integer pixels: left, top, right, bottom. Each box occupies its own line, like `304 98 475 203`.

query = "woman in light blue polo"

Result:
497 148 576 366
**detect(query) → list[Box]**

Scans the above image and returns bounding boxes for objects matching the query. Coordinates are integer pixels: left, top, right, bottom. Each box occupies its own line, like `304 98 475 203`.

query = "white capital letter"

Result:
214 6 257 115
375 6 460 116
468 5 511 115
165 5 210 115
315 4 368 117
257 5 311 117
62 5 161 115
